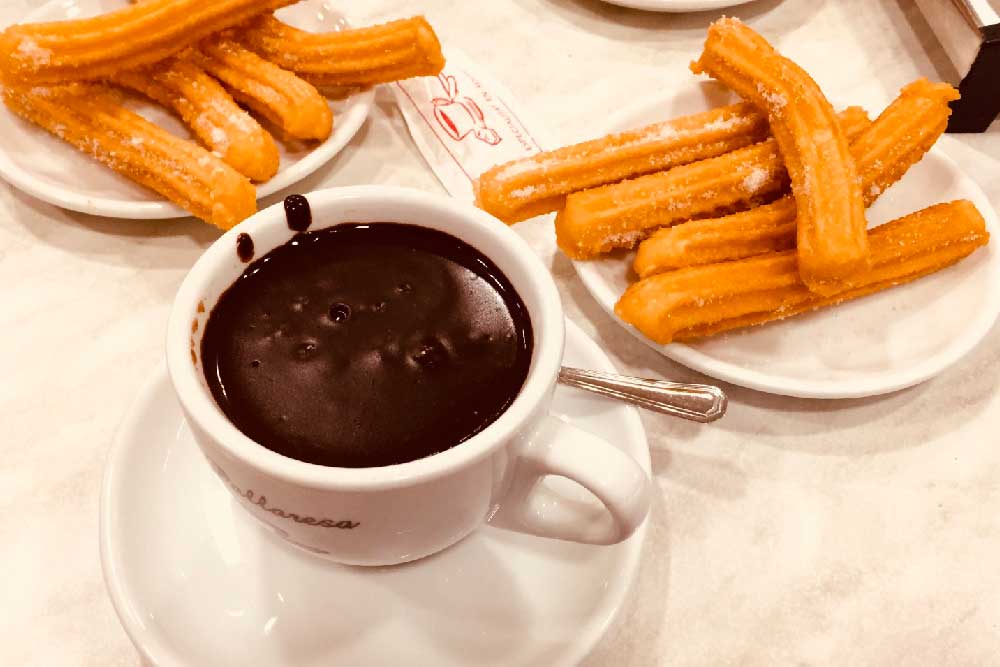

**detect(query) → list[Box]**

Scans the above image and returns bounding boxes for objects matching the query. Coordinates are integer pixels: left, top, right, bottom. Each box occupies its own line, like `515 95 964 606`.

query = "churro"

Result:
0 0 294 85
477 105 870 225
852 79 958 201
190 36 333 141
692 18 868 295
554 138 788 260
830 105 872 136
634 79 959 277
476 103 770 224
553 105 871 260
634 198 799 277
616 201 989 344
113 58 280 182
241 15 445 88
3 84 256 229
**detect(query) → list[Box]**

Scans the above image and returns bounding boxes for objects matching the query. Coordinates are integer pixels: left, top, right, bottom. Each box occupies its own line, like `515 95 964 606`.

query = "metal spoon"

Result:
558 367 727 423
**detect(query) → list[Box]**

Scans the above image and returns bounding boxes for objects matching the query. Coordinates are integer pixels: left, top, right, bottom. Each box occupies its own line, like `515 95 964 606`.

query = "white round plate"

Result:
597 0 756 12
572 83 1000 398
100 320 650 667
0 0 374 219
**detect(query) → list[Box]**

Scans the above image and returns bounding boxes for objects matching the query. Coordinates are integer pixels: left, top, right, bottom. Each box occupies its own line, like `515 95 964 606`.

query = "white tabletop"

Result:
3 1 999 665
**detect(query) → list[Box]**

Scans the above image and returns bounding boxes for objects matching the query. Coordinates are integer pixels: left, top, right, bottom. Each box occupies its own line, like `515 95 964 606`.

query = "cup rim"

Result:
166 186 564 491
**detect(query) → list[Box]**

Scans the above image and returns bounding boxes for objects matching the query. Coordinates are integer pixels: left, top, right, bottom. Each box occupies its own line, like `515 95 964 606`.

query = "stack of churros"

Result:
0 1 445 229
474 18 990 345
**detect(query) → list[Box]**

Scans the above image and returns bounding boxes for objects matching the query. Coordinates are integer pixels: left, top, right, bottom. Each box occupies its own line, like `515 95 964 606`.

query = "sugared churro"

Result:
554 106 871 260
829 105 872 137
3 84 256 229
0 0 294 85
852 79 958 201
113 58 280 182
616 200 989 344
190 35 333 142
477 105 871 226
554 138 788 260
692 18 868 295
634 197 799 277
475 103 770 224
634 79 960 277
241 15 445 88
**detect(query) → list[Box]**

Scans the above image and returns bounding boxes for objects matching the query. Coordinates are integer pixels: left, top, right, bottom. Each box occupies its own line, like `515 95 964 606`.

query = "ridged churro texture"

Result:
475 103 770 224
555 139 788 260
191 36 333 141
242 15 445 87
634 197 799 278
833 106 872 136
476 105 871 226
616 201 989 345
113 58 280 182
692 18 869 295
852 79 959 201
0 0 294 85
633 79 959 277
2 84 256 229
553 106 869 260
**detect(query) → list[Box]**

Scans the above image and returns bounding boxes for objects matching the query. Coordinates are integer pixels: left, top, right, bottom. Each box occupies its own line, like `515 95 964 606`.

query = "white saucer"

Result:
0 0 374 220
100 319 650 666
572 83 1000 399
597 0 756 12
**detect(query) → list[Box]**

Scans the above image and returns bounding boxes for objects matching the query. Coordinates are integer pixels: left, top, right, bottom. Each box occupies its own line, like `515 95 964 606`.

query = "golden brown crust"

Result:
616 201 989 344
2 83 256 229
0 0 295 84
554 139 789 260
241 15 445 87
190 36 333 142
551 106 869 260
634 196 798 277
692 18 869 295
475 103 770 224
112 58 280 182
633 80 959 277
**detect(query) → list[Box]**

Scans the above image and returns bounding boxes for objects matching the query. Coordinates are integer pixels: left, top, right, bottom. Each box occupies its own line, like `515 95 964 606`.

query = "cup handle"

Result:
488 414 651 545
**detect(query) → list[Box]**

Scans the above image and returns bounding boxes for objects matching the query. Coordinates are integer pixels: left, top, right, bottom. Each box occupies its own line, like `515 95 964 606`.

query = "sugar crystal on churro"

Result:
476 103 770 223
618 201 990 344
693 18 869 295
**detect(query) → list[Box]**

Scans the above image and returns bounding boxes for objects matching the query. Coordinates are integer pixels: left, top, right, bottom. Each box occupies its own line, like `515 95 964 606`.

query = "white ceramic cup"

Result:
167 186 651 566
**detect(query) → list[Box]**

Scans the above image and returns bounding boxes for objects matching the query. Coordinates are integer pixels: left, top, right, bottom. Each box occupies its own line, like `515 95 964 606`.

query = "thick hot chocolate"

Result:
201 216 533 468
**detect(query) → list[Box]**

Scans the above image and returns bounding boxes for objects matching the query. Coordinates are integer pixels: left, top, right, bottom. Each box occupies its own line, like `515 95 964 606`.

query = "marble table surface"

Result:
2 0 999 664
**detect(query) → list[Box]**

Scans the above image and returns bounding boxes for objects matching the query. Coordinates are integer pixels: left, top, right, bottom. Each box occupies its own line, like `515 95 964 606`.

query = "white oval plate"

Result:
100 320 650 667
0 0 374 219
572 83 1000 398
598 0 756 12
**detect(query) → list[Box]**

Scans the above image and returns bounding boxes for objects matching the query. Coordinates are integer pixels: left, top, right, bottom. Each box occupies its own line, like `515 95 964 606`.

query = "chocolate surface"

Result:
201 222 533 468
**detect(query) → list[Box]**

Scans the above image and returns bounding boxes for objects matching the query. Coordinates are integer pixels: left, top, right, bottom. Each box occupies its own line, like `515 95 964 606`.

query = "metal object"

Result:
558 367 728 423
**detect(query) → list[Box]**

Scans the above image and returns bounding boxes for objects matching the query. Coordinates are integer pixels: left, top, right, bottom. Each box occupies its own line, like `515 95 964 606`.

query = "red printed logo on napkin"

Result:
392 49 547 201
432 74 502 145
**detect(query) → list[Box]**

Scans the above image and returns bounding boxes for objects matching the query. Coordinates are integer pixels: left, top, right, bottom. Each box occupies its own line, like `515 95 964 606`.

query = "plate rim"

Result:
99 319 651 666
597 0 755 11
0 0 374 220
571 90 1000 399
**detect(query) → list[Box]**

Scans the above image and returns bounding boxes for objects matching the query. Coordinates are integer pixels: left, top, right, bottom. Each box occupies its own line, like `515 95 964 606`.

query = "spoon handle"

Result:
558 367 728 423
